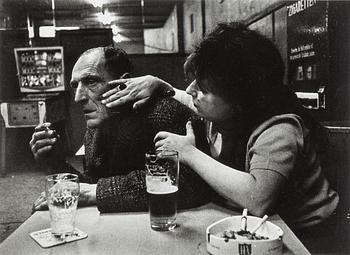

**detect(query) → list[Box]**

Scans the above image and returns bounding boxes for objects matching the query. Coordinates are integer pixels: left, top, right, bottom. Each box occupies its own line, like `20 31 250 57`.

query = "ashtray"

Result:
206 215 283 255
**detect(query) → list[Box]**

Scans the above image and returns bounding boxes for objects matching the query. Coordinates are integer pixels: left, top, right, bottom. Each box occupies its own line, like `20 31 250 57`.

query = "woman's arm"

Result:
154 121 288 217
182 147 286 216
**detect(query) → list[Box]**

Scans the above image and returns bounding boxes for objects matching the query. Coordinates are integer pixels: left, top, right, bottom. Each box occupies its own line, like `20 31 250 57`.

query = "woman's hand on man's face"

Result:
154 121 196 163
101 75 174 110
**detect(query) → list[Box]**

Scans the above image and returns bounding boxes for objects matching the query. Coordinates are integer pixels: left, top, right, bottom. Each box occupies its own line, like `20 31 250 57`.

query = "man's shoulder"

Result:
143 97 194 129
148 97 193 116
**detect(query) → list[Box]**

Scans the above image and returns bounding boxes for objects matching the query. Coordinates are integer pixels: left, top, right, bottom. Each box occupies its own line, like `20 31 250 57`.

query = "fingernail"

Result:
106 103 111 108
101 99 106 104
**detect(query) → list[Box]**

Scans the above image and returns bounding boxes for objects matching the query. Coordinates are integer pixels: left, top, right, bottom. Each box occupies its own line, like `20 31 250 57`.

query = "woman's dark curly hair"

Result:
185 22 325 150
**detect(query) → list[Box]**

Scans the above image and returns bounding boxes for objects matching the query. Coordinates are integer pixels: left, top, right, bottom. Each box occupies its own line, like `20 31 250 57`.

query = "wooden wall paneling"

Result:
248 14 273 40
129 53 187 90
274 6 288 85
204 0 239 33
144 6 179 54
183 0 203 54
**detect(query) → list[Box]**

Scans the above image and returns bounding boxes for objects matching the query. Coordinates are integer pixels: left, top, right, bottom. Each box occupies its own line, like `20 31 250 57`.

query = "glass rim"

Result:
146 149 178 157
46 173 79 182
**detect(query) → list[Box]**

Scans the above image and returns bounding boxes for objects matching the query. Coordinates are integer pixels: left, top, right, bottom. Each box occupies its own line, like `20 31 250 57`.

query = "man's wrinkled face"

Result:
70 49 113 128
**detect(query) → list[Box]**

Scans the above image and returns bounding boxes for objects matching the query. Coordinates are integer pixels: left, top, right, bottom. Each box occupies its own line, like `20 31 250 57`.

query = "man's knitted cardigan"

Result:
78 97 212 213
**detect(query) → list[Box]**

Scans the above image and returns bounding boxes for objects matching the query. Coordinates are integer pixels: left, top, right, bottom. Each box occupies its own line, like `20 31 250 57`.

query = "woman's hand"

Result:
154 121 196 163
32 183 97 212
101 75 174 110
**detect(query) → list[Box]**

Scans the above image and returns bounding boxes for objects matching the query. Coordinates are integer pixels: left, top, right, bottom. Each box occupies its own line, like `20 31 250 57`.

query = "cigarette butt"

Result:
251 215 268 234
241 209 248 231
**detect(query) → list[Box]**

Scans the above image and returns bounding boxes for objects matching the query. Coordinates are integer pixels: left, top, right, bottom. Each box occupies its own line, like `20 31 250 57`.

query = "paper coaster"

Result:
30 228 88 248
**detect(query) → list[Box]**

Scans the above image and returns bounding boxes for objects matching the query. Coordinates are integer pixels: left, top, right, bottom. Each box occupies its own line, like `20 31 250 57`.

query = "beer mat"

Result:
29 228 88 248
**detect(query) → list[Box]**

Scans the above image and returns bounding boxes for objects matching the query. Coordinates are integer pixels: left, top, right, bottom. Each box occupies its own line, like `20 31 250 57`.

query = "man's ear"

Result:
120 72 131 79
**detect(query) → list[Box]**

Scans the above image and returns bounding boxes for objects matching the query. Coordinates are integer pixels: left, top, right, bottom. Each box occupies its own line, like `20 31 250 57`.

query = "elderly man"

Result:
30 46 211 212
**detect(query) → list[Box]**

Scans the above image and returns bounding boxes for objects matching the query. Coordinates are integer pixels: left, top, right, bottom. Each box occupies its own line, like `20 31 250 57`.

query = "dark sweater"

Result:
79 97 212 212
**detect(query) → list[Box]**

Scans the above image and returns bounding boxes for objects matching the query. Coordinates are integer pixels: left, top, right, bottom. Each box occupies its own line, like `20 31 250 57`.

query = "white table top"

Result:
0 203 310 255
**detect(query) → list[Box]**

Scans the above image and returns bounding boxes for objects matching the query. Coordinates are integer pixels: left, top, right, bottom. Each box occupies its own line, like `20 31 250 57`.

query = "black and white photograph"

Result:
0 0 349 254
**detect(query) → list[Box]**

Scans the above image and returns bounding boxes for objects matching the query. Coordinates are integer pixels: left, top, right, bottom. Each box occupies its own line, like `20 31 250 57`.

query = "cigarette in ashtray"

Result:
221 213 270 240
251 214 269 234
240 208 248 231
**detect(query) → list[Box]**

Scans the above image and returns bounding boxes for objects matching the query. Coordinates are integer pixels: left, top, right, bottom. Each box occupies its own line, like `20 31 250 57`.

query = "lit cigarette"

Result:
251 215 268 234
44 125 50 132
240 208 248 231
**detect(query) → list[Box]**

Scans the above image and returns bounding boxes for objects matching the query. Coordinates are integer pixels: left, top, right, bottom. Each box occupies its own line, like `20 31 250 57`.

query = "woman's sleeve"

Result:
248 119 304 179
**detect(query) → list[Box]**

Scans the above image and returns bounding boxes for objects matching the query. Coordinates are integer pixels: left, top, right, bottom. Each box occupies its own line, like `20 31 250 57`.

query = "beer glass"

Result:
45 173 80 237
145 150 179 231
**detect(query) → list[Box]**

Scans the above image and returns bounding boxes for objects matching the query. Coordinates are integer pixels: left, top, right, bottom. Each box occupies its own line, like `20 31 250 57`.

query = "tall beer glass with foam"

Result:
145 150 179 231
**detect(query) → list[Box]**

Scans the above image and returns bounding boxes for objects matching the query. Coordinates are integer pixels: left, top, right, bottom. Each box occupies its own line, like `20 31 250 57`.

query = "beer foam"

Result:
147 185 178 194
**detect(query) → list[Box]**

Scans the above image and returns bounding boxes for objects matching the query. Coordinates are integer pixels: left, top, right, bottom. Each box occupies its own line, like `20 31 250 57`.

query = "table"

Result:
0 203 310 255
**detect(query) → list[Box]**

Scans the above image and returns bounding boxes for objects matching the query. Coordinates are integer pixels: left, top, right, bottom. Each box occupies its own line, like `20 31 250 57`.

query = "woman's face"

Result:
185 78 234 122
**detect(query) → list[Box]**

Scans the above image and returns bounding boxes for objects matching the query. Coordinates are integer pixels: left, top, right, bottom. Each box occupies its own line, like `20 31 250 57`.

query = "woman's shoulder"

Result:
255 114 304 134
248 114 306 147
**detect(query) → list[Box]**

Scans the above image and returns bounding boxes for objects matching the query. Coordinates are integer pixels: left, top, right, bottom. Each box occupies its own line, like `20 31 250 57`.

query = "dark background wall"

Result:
0 30 28 100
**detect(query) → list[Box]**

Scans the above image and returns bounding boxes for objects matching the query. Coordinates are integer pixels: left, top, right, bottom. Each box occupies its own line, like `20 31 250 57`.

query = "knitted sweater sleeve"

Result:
96 170 148 212
95 98 212 213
